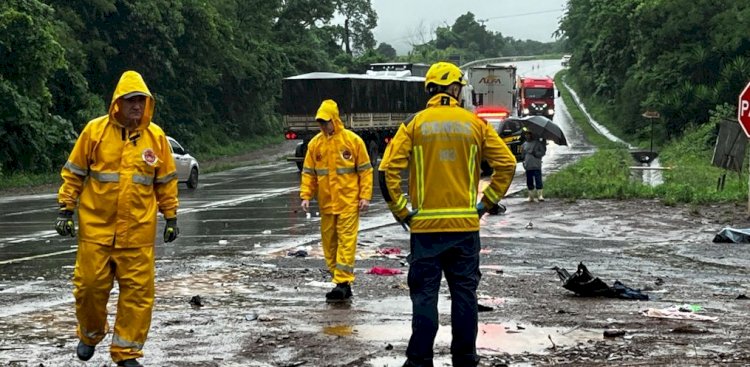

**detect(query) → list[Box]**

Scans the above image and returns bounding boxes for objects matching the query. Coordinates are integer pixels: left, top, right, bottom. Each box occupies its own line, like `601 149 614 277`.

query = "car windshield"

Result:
524 88 555 99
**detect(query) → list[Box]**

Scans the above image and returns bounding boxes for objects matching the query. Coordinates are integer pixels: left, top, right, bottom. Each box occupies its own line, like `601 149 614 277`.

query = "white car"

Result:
167 136 199 189
561 54 572 67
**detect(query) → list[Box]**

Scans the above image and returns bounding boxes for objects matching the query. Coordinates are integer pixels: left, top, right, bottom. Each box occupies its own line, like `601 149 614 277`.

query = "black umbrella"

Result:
506 115 567 145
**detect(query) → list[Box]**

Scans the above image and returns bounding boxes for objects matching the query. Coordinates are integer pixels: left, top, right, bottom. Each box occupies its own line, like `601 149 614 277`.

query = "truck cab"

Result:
518 76 557 118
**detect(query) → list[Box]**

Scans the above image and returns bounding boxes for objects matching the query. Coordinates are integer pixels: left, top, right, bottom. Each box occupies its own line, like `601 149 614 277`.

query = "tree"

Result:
376 42 397 59
0 0 77 173
334 0 377 55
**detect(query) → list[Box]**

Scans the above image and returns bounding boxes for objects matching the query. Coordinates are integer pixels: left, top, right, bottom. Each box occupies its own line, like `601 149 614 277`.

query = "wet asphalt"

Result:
0 60 611 366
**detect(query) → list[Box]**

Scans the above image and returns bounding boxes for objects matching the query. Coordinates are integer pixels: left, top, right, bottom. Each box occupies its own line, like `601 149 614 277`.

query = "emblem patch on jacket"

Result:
342 149 352 160
142 148 159 166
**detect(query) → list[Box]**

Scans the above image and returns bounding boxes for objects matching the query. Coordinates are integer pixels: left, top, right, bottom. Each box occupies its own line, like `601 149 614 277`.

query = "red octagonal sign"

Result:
739 80 750 138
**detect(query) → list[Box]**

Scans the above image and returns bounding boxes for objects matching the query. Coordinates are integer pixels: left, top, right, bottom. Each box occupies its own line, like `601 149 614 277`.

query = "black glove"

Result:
395 210 419 231
164 217 179 243
476 202 488 217
55 210 76 237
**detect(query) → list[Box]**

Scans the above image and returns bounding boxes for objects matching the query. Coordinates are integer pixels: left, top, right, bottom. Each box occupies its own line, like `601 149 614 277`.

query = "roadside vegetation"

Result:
1 0 562 191
550 71 747 206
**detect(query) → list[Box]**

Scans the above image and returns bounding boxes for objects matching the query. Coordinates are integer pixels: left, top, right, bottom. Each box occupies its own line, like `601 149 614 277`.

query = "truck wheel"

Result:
295 142 305 172
368 140 379 170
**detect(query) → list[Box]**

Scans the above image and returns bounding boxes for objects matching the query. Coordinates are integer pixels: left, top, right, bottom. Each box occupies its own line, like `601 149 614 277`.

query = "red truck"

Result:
517 76 558 118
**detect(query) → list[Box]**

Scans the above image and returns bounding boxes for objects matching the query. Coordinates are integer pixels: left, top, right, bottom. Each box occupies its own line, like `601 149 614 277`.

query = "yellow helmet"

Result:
425 62 467 91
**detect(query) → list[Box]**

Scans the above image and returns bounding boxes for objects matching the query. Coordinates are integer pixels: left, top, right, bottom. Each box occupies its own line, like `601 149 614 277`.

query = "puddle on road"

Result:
323 322 601 355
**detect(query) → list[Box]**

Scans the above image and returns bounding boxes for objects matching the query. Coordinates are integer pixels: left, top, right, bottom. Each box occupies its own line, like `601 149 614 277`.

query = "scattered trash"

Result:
35 277 44 281
737 294 748 300
245 313 259 321
287 249 308 258
478 304 494 312
306 212 311 219
262 229 272 235
671 325 709 334
712 227 750 243
257 315 274 322
189 295 203 309
478 296 505 306
376 247 401 255
553 262 649 300
366 266 403 276
385 343 393 351
480 248 492 255
642 306 718 322
525 221 533 229
677 304 702 312
218 240 228 245
603 329 626 338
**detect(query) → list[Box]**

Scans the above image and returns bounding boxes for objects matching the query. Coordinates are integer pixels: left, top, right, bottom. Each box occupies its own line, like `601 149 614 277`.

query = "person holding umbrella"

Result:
521 127 547 202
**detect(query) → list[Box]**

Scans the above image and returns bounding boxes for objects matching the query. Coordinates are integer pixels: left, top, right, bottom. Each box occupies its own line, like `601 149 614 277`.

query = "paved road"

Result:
0 58 589 310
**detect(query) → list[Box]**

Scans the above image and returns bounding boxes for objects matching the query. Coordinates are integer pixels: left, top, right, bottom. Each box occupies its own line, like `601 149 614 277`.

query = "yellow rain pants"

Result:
73 241 155 362
320 212 359 284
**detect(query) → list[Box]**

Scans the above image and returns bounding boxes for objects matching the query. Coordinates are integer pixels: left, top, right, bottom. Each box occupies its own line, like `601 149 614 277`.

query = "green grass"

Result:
0 172 60 191
550 71 747 205
545 148 655 200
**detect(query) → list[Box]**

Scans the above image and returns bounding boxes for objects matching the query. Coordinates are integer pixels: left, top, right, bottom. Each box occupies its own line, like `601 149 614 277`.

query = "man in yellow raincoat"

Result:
300 99 373 302
55 70 179 367
379 62 517 367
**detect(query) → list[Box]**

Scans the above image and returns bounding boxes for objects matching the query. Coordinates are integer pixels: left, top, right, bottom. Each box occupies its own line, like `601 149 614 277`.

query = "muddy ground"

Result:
2 193 750 367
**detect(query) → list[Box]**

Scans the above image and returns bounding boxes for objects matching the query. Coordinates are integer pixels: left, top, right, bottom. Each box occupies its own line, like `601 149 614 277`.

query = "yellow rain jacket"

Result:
58 70 179 247
300 100 373 213
379 93 516 233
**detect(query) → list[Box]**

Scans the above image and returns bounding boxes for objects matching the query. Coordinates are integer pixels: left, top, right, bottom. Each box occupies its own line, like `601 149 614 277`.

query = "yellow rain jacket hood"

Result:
58 70 179 247
108 71 155 130
300 99 373 214
379 93 517 233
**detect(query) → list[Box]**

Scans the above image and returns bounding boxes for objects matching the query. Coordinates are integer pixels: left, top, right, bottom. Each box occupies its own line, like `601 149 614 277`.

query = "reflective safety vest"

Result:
379 93 517 233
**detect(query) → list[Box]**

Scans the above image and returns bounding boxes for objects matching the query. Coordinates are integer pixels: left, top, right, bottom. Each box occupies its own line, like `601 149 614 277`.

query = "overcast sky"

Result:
370 0 568 54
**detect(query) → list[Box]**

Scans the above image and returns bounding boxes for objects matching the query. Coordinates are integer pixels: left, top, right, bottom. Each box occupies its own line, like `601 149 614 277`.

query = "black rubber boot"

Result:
117 359 144 367
76 341 95 361
325 282 352 301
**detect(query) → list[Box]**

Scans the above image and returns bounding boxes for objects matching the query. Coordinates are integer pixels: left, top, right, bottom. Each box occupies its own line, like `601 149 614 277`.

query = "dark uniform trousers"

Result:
406 231 482 367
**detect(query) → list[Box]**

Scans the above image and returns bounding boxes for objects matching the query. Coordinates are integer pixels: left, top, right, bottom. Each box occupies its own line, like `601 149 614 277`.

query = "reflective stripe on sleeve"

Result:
315 168 329 176
388 195 407 212
483 186 501 203
302 167 315 175
64 161 88 177
155 171 177 184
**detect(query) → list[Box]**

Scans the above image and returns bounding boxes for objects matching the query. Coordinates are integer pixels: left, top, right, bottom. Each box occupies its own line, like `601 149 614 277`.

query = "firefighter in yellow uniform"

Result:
379 62 517 367
300 99 373 302
55 70 179 367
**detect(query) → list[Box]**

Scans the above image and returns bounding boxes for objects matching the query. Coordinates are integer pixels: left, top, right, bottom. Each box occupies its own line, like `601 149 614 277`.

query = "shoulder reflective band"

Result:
89 170 120 182
64 161 88 177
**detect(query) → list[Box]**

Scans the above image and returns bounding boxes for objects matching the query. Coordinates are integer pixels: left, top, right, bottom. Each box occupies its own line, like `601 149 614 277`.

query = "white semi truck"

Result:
467 64 518 117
